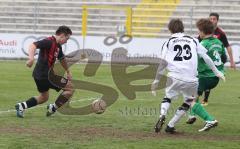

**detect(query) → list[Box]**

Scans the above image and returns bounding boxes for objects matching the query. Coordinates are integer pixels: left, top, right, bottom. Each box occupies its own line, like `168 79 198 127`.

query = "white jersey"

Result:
160 33 207 82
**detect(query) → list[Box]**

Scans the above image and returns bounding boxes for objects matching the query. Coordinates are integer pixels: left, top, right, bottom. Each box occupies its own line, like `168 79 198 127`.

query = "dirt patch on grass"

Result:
0 126 239 142
75 127 240 142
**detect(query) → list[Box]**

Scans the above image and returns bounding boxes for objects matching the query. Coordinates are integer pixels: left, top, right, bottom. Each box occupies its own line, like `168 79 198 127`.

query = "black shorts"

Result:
34 78 61 93
198 76 219 96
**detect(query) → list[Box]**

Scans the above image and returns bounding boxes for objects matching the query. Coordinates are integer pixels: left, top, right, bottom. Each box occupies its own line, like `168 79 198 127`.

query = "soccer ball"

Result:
91 98 107 114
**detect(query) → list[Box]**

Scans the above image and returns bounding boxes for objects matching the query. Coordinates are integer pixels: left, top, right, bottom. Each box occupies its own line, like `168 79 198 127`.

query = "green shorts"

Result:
198 76 219 96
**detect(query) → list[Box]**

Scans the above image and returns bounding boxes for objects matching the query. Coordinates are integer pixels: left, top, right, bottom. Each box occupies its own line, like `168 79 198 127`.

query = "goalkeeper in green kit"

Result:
186 18 226 131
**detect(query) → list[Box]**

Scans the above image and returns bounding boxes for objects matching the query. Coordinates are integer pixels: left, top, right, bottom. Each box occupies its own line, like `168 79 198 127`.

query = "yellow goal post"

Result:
81 5 133 37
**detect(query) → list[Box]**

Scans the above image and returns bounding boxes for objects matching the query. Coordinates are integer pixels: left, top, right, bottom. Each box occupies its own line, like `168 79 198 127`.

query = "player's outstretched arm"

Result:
226 46 236 70
26 43 37 68
151 59 167 96
60 58 72 81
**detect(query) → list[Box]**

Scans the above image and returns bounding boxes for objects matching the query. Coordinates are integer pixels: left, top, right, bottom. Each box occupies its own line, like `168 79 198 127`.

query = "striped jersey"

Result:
33 36 65 79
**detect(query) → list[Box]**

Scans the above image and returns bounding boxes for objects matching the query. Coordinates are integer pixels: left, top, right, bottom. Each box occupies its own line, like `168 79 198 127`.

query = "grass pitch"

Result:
0 60 239 149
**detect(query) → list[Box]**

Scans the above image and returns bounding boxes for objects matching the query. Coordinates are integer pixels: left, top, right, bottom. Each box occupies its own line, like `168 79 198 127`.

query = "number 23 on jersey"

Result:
173 44 192 61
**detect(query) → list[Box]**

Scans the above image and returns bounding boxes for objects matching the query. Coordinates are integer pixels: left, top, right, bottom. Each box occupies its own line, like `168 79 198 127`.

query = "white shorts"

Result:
165 77 198 102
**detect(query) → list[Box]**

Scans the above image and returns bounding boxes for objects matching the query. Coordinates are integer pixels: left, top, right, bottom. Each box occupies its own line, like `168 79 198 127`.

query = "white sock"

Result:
53 103 58 109
20 102 27 109
168 109 186 128
160 102 170 116
188 115 196 119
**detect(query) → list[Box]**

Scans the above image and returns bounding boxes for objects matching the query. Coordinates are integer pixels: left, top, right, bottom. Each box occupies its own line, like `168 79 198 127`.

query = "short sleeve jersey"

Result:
33 36 65 79
198 37 225 78
160 33 207 82
213 27 230 48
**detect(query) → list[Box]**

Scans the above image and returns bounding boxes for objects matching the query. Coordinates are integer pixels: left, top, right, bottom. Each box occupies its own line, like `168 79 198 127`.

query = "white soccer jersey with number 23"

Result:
160 33 207 82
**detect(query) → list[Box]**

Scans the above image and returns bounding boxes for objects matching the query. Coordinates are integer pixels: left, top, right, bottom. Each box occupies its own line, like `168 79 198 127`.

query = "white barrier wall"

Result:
0 33 83 58
0 33 165 60
0 33 239 67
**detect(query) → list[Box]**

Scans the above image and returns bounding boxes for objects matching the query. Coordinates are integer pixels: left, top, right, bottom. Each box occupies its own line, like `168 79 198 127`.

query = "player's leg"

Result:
202 90 211 106
202 77 219 105
154 97 171 133
166 102 191 134
186 100 199 124
154 78 178 133
186 91 203 124
187 77 219 124
15 79 50 118
187 100 216 125
189 78 218 131
190 100 218 132
46 81 75 116
190 101 215 122
165 81 197 133
187 96 216 125
196 73 220 131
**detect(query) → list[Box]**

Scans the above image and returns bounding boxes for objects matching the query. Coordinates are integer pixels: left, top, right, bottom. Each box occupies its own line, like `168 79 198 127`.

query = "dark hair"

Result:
168 19 184 33
56 25 72 35
196 18 214 35
209 12 219 20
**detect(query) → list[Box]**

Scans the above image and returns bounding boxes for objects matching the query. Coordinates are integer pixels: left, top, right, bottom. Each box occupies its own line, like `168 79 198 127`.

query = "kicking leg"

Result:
186 98 200 124
186 88 204 124
191 101 214 122
46 81 75 116
166 102 190 134
190 101 218 132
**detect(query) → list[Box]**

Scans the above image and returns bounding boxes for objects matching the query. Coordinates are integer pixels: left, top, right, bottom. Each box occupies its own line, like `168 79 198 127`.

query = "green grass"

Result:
0 60 239 149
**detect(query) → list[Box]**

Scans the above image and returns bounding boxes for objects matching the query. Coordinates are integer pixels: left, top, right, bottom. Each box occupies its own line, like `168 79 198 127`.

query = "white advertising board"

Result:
0 33 239 67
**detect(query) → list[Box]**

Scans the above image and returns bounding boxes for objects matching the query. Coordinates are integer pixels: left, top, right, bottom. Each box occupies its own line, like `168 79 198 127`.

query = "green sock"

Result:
189 99 200 116
191 102 214 121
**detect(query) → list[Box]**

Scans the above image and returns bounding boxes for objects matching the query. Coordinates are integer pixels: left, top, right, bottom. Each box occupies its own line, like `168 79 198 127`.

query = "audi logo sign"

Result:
21 35 80 56
0 33 81 58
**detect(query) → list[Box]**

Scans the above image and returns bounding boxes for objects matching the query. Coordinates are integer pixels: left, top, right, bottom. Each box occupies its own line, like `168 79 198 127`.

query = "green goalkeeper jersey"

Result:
198 37 226 78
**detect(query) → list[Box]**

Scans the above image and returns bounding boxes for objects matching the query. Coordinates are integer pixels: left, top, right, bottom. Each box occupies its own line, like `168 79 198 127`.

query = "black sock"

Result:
55 93 69 108
22 97 38 109
204 90 211 102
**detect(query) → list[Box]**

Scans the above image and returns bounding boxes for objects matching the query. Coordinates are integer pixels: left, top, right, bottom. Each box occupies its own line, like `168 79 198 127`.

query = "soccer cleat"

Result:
186 116 197 124
15 103 24 118
165 125 176 134
46 104 56 117
154 115 165 133
198 120 218 132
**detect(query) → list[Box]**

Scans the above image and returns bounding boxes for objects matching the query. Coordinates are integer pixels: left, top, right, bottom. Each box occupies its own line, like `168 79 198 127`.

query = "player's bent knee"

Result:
178 103 190 111
62 90 74 98
63 84 74 92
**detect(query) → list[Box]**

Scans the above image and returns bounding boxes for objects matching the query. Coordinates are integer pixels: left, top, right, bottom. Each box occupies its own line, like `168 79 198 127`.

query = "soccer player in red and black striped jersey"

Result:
209 12 235 69
200 12 236 105
15 26 74 118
